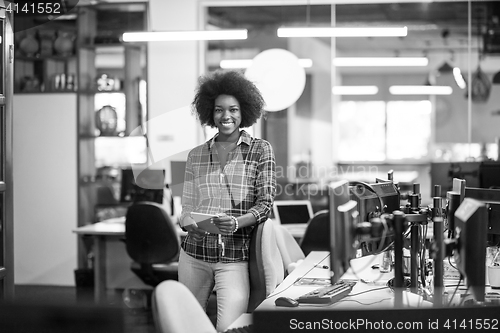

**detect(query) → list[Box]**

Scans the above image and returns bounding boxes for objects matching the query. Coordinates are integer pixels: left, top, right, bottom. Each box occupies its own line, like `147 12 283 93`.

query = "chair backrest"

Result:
274 224 305 274
299 210 330 256
125 201 180 264
247 219 284 312
152 280 217 333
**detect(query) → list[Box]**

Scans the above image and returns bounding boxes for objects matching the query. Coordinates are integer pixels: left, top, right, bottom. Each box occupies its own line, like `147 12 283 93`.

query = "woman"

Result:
179 70 276 331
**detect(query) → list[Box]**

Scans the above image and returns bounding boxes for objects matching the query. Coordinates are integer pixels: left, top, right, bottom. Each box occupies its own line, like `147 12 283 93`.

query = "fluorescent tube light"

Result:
332 86 379 95
220 58 313 69
333 57 428 67
220 59 253 69
277 26 407 38
453 67 467 89
389 85 453 95
122 29 248 42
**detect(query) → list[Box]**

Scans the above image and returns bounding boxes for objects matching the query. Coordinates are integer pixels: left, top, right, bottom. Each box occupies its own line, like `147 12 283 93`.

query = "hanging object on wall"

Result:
467 9 491 103
468 66 492 103
437 61 454 74
245 48 306 112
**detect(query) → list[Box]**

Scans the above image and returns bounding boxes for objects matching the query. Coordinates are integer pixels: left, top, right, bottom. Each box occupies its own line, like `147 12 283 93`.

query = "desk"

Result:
73 217 186 303
258 251 428 311
252 252 500 333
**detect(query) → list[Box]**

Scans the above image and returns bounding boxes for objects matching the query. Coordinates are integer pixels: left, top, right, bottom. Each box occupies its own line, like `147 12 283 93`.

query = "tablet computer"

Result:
189 212 222 234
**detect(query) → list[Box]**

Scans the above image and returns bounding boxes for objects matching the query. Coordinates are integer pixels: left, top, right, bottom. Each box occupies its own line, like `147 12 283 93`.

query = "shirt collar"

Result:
209 130 252 149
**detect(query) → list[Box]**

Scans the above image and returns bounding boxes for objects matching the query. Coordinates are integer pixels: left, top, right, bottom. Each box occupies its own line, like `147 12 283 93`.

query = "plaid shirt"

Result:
180 130 276 263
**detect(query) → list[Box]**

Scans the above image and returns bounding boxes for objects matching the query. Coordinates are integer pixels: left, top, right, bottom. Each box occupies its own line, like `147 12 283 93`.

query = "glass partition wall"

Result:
201 1 500 201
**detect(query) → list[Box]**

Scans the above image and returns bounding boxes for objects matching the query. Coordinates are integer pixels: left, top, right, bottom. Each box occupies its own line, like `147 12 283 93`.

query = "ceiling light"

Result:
220 58 312 69
453 67 467 89
277 26 407 38
332 86 379 95
389 85 453 95
333 57 428 67
122 30 248 42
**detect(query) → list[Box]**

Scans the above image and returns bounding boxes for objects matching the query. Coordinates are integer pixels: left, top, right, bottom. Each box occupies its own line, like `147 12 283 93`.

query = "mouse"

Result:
275 296 299 307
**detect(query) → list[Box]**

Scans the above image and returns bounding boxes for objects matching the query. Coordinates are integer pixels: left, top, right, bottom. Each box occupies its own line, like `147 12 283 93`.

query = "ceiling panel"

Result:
207 2 500 56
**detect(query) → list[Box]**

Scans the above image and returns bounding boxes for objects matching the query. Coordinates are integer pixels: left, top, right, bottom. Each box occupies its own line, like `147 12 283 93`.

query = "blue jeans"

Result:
178 249 250 331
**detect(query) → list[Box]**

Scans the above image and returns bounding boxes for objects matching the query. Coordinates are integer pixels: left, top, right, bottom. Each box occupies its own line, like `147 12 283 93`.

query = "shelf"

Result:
16 55 76 61
14 90 77 94
78 89 124 95
79 134 128 139
80 43 141 50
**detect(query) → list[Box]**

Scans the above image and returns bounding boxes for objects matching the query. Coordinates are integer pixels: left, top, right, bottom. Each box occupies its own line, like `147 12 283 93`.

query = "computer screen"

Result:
272 200 313 224
328 180 352 284
464 186 500 246
120 168 165 204
480 161 500 189
430 162 481 198
453 197 488 302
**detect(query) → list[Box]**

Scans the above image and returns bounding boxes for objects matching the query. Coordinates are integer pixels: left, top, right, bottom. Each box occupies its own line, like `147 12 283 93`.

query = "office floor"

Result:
13 285 218 333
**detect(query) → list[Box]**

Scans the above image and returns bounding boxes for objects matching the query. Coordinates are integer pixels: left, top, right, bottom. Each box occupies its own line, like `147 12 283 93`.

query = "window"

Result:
338 100 431 162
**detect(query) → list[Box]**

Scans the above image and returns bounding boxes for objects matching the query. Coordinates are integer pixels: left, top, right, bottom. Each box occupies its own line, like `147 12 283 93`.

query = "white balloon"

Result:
245 48 306 112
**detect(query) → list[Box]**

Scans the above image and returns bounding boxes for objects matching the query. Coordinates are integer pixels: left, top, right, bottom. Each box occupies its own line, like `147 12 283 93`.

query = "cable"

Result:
447 276 463 307
338 298 393 306
348 286 389 297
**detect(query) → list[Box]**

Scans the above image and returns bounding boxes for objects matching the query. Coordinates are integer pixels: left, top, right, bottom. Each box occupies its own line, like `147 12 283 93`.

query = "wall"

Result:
147 0 203 183
435 71 500 144
13 94 78 285
289 37 333 177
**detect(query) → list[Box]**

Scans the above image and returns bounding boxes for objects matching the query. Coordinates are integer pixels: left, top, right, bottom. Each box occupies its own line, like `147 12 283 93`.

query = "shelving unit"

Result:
13 14 78 94
76 4 147 269
14 55 77 93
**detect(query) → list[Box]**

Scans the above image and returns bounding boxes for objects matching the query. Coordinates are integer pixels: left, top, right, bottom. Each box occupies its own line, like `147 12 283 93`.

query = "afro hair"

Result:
192 70 265 128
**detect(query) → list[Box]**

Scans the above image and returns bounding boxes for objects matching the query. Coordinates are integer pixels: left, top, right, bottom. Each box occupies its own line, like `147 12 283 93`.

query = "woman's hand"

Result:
184 223 207 242
212 214 236 235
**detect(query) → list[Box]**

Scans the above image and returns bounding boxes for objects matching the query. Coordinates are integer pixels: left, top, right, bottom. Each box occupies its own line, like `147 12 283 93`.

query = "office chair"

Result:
124 201 180 287
299 210 330 256
274 224 305 274
247 219 284 312
152 280 217 333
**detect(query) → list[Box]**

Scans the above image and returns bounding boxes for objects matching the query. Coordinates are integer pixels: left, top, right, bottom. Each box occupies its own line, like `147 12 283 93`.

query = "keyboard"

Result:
224 324 253 333
296 280 356 305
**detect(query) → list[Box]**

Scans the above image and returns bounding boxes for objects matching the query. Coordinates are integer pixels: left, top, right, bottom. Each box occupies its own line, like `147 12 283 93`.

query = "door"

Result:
0 0 14 300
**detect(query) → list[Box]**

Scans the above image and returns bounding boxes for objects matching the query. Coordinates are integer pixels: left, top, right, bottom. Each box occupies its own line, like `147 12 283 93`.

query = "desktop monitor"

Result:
430 162 480 198
480 161 500 189
120 169 165 204
453 197 488 302
272 200 313 225
464 186 500 246
328 180 352 284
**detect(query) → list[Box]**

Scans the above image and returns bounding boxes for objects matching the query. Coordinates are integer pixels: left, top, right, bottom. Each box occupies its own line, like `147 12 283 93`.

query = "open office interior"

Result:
3 0 500 332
